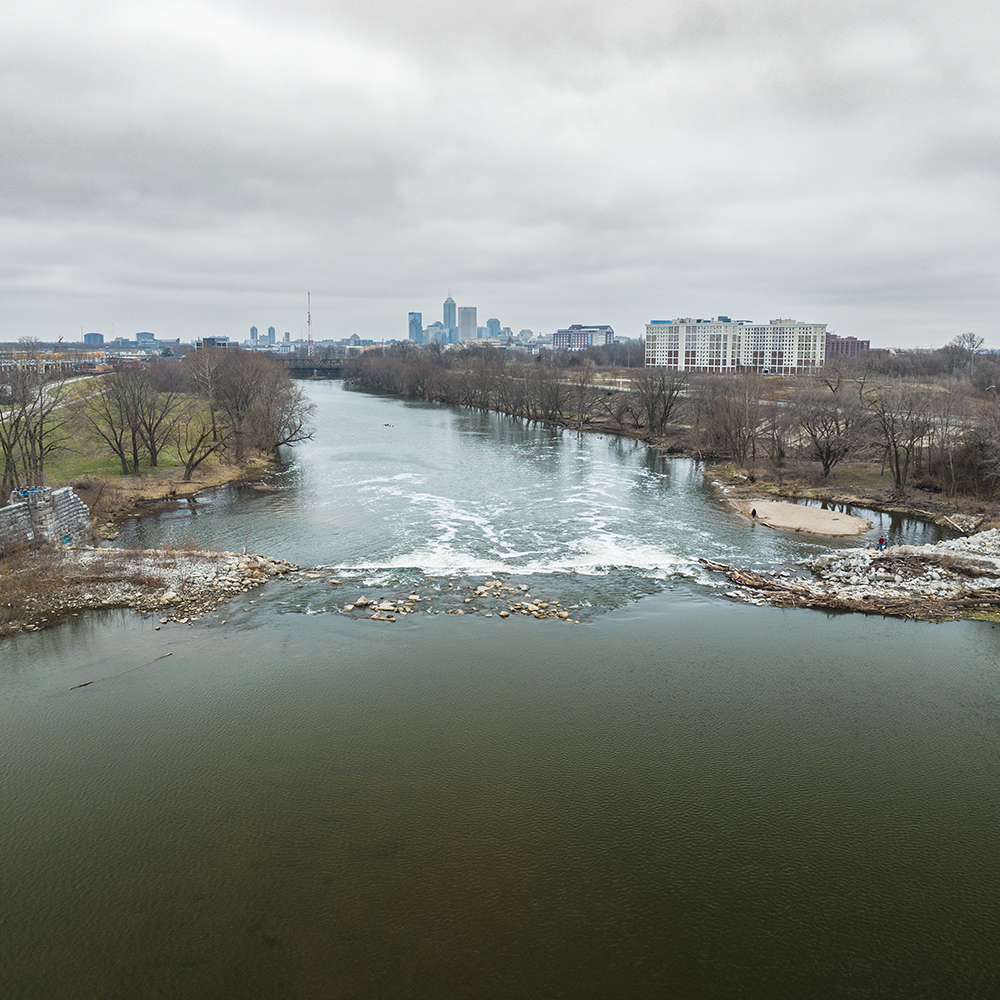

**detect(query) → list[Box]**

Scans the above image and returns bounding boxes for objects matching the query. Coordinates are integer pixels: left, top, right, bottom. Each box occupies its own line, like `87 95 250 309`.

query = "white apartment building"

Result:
645 317 826 374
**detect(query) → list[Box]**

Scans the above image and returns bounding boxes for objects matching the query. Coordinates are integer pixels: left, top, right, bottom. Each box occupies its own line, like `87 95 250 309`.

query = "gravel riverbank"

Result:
705 529 1000 621
1 548 298 636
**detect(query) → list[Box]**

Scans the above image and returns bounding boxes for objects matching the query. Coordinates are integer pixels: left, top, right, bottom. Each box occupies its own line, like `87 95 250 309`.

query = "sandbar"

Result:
732 499 871 536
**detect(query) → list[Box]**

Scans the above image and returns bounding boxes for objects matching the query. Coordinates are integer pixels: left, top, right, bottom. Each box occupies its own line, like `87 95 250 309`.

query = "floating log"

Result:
698 558 731 572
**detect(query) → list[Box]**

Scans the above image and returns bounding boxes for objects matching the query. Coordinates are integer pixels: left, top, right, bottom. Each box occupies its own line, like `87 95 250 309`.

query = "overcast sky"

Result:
3 0 998 347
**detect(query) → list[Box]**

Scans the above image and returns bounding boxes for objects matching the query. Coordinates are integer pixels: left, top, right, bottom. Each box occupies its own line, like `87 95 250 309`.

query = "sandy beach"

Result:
732 499 872 536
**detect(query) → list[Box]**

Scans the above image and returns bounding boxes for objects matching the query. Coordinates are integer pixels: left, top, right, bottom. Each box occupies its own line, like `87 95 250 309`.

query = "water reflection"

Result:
2 383 998 999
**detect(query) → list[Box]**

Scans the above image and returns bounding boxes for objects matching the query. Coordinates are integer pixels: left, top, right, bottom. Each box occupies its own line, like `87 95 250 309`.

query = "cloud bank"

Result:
2 0 998 346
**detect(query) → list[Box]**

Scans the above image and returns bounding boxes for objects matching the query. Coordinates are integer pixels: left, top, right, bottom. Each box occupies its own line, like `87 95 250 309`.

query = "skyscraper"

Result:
458 306 477 342
250 325 258 343
486 318 501 339
268 326 276 346
408 312 423 342
443 296 456 335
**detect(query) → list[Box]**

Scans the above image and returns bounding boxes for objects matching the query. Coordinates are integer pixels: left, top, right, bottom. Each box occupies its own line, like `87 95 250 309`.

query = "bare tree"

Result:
185 348 314 462
948 332 985 375
135 366 184 467
0 356 72 491
570 360 597 429
81 371 146 474
251 376 315 454
793 387 870 478
208 351 266 462
704 373 763 466
863 383 933 493
174 404 228 481
629 369 687 436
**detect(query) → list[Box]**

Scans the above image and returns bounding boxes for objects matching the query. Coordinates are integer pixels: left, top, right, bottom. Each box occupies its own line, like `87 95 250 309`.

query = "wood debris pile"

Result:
700 529 1000 621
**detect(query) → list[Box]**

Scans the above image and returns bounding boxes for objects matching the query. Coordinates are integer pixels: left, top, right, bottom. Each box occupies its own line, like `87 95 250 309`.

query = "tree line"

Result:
342 337 1000 499
0 345 313 496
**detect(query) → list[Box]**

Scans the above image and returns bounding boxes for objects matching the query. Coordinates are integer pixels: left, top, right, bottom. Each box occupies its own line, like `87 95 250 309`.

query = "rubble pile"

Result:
334 578 583 623
705 529 1000 620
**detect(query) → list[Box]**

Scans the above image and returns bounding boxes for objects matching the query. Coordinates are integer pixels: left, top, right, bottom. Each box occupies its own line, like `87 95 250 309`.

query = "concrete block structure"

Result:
1 487 91 554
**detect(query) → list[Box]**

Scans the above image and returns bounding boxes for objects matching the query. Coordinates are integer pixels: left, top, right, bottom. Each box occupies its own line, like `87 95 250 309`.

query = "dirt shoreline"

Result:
535 409 1000 534
86 458 277 537
700 463 1000 535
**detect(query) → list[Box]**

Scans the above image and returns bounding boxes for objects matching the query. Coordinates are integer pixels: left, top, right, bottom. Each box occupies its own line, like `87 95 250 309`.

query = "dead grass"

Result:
0 548 69 629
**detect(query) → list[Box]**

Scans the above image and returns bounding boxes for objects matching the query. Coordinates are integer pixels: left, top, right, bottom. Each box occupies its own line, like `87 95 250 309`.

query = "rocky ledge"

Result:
2 548 298 634
703 529 1000 621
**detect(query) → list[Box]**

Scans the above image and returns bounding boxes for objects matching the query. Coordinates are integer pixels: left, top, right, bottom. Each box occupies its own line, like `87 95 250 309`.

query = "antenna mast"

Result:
307 291 314 357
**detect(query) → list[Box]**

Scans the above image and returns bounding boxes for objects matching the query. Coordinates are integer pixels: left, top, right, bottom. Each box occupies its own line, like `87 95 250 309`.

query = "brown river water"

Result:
2 382 998 998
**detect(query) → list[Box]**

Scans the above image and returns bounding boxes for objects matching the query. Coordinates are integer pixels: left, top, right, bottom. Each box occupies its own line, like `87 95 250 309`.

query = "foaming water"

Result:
6 383 1000 999
115 383 944 613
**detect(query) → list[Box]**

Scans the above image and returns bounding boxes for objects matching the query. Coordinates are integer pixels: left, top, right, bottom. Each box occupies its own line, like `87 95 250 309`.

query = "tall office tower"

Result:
458 306 477 342
486 318 501 340
268 326 276 345
283 331 290 345
408 312 423 342
250 325 258 343
443 296 456 335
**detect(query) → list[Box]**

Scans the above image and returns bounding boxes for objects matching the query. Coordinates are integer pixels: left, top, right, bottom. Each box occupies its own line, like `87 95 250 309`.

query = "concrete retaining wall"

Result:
0 500 36 552
1 487 92 553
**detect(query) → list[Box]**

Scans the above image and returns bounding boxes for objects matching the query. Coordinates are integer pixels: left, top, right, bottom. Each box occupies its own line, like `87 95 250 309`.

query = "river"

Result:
2 382 998 998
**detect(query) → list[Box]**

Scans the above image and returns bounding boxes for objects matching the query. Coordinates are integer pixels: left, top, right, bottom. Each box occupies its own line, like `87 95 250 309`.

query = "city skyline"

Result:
2 1 998 349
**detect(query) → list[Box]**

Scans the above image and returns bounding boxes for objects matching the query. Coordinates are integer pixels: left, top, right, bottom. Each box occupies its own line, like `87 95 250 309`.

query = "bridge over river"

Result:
273 355 343 379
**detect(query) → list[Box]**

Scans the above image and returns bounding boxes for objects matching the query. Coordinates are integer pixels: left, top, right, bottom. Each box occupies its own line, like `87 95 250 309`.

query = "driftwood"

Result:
703 549 1000 620
698 558 731 573
726 568 811 594
717 564 997 621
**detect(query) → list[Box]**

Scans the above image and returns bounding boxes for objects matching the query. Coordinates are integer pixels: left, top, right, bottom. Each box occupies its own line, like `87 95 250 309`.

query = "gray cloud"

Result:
2 0 998 346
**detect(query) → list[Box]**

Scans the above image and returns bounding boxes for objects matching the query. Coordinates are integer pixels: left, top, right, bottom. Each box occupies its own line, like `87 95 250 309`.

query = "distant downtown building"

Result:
553 324 615 351
458 306 477 342
408 312 423 342
443 296 457 339
486 318 501 339
83 332 104 345
825 332 869 357
645 317 827 374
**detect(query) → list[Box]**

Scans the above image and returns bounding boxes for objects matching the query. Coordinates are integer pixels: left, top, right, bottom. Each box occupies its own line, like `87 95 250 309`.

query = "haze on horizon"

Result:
2 0 998 349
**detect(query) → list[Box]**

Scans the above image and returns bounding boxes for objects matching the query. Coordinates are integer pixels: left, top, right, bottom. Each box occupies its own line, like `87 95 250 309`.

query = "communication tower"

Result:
307 291 314 357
